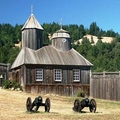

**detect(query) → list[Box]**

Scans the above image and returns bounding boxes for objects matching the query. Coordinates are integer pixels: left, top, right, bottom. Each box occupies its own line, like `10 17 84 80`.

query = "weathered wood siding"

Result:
0 63 10 86
25 65 90 84
81 68 90 84
26 84 90 96
90 72 120 101
22 65 90 96
52 38 72 51
22 29 43 50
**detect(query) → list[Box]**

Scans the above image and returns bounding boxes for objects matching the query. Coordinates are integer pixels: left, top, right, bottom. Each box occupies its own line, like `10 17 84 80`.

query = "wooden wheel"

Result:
26 97 32 112
89 99 97 113
73 99 81 112
45 98 50 112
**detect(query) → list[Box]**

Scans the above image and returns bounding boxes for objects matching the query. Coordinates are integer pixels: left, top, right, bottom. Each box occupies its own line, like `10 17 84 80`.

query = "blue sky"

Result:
0 0 120 33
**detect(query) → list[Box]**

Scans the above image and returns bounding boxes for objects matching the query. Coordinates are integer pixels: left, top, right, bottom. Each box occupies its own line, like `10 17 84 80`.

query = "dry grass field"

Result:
1 88 120 120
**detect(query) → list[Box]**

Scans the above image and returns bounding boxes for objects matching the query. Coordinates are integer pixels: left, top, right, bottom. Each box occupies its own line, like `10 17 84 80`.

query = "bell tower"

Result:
51 20 72 52
21 7 43 50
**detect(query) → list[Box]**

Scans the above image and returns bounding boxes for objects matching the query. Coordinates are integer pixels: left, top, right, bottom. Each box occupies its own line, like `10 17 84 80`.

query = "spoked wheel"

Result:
45 98 50 112
26 97 32 112
89 99 97 113
73 99 81 112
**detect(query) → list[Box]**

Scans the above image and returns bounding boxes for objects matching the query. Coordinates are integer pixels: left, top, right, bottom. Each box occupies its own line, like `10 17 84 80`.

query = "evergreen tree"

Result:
89 22 100 35
0 22 120 72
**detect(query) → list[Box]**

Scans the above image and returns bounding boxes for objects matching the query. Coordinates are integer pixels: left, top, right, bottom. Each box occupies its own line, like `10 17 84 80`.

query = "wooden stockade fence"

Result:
0 63 10 87
90 71 120 101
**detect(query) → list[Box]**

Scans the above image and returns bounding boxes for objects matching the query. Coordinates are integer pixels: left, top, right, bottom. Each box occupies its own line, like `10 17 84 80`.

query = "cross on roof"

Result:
31 5 33 14
60 19 63 29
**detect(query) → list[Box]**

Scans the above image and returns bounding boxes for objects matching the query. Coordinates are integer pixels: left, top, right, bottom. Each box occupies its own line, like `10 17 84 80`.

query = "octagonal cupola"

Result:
52 28 72 52
21 13 43 50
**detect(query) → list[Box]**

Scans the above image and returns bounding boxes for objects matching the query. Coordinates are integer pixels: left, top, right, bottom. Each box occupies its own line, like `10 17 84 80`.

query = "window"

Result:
36 69 43 81
54 69 62 81
73 69 80 82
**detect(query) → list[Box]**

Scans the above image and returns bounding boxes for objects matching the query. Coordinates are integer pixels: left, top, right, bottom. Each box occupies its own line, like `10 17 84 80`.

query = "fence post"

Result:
90 70 93 97
103 71 105 77
119 71 120 77
0 74 3 87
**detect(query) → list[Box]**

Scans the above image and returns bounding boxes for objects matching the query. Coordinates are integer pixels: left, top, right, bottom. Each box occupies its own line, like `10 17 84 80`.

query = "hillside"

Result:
74 34 114 45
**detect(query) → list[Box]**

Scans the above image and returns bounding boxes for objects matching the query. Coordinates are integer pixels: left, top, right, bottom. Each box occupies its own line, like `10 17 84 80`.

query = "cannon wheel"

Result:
26 97 32 112
73 99 81 112
89 99 97 113
45 98 50 112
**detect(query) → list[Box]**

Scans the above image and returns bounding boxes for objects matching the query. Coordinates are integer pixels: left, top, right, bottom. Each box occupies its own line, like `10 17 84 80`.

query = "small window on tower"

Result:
62 38 66 43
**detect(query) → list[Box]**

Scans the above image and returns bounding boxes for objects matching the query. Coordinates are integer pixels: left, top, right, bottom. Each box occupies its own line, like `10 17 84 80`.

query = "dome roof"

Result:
52 28 70 39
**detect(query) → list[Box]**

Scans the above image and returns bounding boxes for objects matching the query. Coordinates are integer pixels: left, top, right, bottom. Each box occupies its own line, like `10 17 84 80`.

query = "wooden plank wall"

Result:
22 29 42 50
25 84 90 97
90 72 120 101
24 66 90 96
0 64 10 86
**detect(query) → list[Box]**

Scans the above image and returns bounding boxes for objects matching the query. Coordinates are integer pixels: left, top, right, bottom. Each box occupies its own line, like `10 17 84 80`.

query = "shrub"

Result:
3 80 22 91
77 91 85 97
4 80 12 89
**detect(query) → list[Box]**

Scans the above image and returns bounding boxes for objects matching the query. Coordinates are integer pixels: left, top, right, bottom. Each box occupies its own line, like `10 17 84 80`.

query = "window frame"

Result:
73 69 80 82
54 69 62 82
35 69 43 81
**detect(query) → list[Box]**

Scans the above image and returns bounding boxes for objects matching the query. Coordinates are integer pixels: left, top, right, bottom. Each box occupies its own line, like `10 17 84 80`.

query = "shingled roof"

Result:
21 14 43 30
52 28 70 39
11 45 93 69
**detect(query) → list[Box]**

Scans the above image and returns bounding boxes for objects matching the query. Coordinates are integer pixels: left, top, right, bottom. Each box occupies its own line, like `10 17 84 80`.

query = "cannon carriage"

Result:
26 96 50 112
73 98 97 113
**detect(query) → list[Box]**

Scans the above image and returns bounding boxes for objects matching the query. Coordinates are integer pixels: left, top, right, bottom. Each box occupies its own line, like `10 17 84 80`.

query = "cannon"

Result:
73 98 97 113
26 96 50 112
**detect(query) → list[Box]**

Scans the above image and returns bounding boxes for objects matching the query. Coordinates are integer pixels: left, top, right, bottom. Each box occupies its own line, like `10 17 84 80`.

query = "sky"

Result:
0 0 120 33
